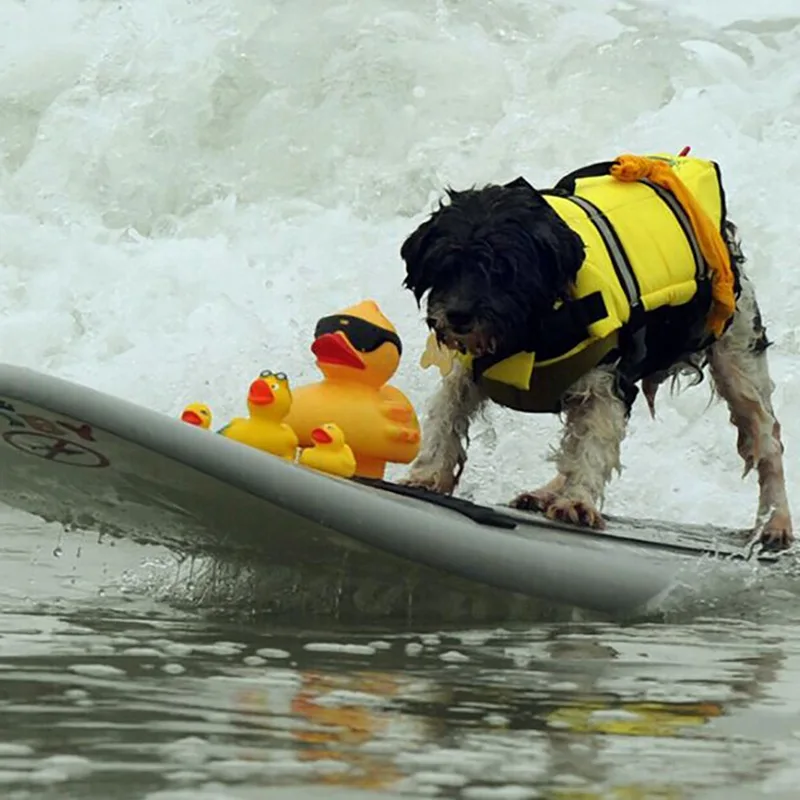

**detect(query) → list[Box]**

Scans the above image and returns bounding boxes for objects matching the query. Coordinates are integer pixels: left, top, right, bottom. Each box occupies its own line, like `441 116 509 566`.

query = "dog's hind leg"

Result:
399 361 486 495
708 273 792 549
511 365 628 529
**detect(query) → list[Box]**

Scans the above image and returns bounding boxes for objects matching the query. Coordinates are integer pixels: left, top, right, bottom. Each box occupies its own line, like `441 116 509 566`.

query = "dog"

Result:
397 153 793 550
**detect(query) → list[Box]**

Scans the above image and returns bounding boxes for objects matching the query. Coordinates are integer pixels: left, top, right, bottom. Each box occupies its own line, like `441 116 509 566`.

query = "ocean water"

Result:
2 0 800 797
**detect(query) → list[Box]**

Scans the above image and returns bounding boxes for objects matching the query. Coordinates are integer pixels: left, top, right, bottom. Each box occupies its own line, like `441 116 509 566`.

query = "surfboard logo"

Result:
0 399 110 468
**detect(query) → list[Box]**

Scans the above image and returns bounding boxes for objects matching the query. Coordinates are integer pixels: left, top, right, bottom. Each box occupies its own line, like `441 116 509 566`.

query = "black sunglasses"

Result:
314 315 402 356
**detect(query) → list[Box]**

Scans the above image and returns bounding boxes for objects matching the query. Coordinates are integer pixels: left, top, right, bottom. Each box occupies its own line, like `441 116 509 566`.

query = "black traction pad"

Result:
352 477 518 529
351 477 785 563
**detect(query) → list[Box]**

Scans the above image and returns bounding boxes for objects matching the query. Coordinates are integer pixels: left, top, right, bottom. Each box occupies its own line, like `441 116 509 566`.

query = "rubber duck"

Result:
283 299 421 479
218 369 299 461
298 423 357 478
180 403 213 429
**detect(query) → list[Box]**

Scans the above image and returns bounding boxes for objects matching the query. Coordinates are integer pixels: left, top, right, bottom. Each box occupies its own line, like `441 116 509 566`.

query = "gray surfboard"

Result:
0 363 780 622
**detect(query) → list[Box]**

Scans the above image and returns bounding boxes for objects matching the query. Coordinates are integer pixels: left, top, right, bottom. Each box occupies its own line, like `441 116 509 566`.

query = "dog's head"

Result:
400 182 585 358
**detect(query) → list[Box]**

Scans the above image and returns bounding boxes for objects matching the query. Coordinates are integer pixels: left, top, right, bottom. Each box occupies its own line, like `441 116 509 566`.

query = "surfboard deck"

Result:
0 363 783 621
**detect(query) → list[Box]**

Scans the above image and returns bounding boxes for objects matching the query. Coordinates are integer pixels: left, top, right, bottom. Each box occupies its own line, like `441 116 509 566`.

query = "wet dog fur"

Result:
398 181 793 550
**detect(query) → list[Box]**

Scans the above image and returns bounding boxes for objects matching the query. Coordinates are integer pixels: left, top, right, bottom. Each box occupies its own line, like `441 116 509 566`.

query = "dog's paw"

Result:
509 476 566 513
510 490 605 530
758 512 794 551
545 497 606 530
510 488 560 513
397 469 458 496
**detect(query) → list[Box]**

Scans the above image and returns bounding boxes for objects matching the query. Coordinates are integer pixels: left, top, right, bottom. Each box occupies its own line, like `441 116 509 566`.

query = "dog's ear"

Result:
400 214 440 305
500 181 586 284
491 184 586 305
526 212 586 297
402 187 473 303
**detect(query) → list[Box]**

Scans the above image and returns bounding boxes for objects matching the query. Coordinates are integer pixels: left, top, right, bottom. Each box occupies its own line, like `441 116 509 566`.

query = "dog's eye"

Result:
446 311 472 328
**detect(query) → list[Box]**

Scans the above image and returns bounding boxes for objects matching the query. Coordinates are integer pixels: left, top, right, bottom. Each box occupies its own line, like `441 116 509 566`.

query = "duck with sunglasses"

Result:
284 299 421 480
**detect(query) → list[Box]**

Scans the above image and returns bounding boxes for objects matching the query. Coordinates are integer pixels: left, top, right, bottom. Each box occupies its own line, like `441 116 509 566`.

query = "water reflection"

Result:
0 611 796 798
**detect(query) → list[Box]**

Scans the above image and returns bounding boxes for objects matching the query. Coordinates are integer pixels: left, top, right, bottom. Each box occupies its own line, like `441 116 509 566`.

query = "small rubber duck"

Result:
283 299 421 479
180 403 213 429
298 423 357 478
218 370 299 461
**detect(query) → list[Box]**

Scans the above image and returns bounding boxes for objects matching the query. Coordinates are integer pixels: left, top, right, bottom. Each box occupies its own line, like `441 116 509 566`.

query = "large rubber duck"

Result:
218 369 299 461
299 423 357 478
284 299 421 479
180 403 213 429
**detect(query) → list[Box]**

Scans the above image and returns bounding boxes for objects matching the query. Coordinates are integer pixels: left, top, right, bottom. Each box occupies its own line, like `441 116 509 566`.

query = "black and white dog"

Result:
397 170 792 550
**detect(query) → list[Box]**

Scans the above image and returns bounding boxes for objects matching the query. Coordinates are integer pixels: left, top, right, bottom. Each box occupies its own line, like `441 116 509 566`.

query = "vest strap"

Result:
533 291 609 361
559 193 642 312
640 178 705 280
549 189 649 375
553 161 617 194
471 291 609 381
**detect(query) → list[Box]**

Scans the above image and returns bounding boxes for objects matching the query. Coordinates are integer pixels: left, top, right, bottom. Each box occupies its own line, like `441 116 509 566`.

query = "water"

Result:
2 0 800 796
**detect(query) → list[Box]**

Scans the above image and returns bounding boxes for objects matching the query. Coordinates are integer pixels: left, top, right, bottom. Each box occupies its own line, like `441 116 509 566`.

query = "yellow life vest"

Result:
456 152 735 404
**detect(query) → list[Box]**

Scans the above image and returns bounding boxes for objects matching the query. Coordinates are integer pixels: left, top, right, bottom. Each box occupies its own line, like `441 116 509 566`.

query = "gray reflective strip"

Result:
641 178 705 280
565 195 641 308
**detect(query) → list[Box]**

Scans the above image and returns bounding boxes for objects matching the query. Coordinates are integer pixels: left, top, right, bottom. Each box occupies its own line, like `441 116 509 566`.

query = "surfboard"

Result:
0 362 781 621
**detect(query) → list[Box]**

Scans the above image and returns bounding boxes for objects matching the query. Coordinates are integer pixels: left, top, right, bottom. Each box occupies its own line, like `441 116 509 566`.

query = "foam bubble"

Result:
67 663 126 677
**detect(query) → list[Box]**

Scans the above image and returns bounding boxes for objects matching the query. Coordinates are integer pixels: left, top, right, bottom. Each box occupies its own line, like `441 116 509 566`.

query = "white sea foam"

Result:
1 0 799 531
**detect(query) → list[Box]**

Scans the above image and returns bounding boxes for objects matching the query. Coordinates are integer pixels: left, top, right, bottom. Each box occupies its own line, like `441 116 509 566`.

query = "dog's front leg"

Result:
400 361 486 495
512 366 628 529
